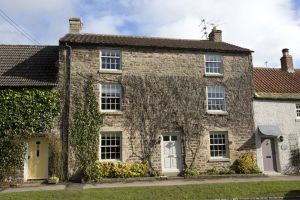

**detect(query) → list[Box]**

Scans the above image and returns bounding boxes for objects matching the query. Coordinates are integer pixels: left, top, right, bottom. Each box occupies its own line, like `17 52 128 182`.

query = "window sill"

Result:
204 73 224 77
206 111 228 115
295 118 300 122
98 70 122 74
99 159 122 162
208 158 230 162
101 111 123 115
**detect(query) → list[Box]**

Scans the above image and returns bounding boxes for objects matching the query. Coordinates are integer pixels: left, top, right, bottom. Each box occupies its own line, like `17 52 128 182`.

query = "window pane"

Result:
296 104 300 117
205 54 223 74
100 132 122 160
101 84 121 111
171 136 177 141
209 132 228 158
207 86 225 111
101 50 121 70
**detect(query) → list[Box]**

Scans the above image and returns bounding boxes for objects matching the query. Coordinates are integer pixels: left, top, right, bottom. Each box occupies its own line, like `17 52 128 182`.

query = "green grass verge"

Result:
0 181 300 200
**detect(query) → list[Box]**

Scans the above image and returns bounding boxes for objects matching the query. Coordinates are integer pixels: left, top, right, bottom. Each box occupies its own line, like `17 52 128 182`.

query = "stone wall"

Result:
62 44 255 176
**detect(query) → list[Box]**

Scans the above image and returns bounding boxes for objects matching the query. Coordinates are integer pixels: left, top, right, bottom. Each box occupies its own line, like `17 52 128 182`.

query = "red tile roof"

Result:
254 68 300 94
60 33 252 53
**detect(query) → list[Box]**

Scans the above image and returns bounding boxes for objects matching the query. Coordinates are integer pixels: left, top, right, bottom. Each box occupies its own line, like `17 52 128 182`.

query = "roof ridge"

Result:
254 67 300 70
63 33 214 42
59 33 251 53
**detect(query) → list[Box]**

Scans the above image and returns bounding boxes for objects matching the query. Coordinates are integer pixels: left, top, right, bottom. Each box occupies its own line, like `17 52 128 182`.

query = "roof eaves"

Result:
255 92 300 100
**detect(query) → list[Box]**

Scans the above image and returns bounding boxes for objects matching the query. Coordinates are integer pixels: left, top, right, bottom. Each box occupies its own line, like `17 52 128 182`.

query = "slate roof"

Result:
60 33 252 53
0 45 58 87
253 68 300 99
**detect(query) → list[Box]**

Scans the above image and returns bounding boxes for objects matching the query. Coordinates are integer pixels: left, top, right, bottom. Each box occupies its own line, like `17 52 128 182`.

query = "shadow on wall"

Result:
284 190 300 199
237 132 256 151
283 148 300 174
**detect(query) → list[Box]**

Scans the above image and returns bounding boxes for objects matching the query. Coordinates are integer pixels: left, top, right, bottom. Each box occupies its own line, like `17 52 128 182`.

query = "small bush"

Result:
291 148 300 169
85 162 148 181
149 170 164 177
236 152 261 174
183 168 200 177
206 167 219 175
219 166 236 175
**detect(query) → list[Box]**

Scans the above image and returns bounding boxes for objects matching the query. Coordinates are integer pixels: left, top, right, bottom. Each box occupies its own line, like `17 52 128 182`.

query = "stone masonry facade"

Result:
59 42 256 177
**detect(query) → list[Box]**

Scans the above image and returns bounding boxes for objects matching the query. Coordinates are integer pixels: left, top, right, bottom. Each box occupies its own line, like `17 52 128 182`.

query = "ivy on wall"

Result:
70 79 104 176
0 88 60 181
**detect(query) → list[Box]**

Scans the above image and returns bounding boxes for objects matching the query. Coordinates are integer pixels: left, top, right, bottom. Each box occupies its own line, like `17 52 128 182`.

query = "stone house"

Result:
0 45 59 181
253 49 300 174
59 18 256 178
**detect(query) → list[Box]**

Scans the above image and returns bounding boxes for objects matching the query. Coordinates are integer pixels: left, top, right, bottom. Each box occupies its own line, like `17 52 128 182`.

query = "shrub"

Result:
183 168 200 177
84 162 148 181
206 167 219 175
219 166 236 175
236 152 261 174
291 148 300 171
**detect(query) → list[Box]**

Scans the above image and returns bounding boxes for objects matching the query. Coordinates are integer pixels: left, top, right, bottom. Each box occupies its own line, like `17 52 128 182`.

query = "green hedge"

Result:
85 162 148 181
0 88 59 182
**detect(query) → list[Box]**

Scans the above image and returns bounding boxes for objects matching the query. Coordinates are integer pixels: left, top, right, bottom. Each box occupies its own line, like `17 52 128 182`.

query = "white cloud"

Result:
101 0 300 67
83 15 128 35
0 0 300 67
0 0 78 44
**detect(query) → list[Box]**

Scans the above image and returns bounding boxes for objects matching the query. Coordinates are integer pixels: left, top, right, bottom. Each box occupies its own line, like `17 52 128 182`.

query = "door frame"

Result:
160 132 182 173
261 137 278 172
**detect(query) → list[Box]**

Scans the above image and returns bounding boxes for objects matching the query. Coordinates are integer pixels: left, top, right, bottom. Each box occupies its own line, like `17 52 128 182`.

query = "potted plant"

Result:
48 176 59 184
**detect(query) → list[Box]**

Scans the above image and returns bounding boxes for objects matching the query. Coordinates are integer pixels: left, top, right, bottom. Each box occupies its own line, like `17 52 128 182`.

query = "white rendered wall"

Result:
253 100 300 174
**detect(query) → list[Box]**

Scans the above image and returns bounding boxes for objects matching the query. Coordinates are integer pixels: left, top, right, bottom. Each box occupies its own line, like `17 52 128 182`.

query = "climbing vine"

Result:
70 79 104 175
0 89 60 182
121 73 253 172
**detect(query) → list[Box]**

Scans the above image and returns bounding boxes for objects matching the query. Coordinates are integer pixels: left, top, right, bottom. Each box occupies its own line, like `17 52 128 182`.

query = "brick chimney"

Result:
280 48 294 73
208 26 222 42
69 18 83 33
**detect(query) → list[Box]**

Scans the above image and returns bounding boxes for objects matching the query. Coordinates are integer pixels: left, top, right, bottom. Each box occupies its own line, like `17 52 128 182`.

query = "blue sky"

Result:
1 0 300 67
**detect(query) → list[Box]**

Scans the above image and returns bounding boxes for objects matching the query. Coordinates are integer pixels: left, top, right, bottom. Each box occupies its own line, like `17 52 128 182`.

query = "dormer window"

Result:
100 50 121 70
205 54 223 75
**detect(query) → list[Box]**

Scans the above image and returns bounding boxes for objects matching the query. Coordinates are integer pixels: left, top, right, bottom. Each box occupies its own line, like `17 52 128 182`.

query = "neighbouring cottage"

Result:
0 45 60 181
59 18 256 178
253 49 300 174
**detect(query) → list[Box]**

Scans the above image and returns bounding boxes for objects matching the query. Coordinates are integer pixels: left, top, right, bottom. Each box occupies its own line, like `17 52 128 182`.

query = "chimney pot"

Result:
69 18 83 33
280 48 294 73
208 26 222 42
282 48 289 56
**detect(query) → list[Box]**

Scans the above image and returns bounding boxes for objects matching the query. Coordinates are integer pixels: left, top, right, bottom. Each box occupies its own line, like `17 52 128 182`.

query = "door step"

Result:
24 179 47 187
163 172 181 177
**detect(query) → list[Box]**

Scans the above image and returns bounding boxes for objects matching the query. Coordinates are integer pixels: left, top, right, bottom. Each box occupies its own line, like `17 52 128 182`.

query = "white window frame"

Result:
99 83 122 112
100 49 122 71
204 54 223 75
99 132 122 161
209 131 229 159
296 104 300 118
206 86 226 112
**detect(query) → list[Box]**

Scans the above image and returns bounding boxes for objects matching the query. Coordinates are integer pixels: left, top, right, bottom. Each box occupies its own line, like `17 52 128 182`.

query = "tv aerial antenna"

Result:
199 19 223 39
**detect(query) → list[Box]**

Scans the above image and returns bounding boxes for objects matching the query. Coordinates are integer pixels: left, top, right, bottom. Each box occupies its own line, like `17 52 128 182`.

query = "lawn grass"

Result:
0 181 300 200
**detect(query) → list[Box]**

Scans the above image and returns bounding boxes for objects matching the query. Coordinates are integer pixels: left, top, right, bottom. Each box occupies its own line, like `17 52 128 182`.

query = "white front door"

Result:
161 133 181 172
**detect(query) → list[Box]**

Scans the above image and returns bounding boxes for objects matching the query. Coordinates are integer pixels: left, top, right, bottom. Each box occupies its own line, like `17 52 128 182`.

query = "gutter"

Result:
255 92 300 100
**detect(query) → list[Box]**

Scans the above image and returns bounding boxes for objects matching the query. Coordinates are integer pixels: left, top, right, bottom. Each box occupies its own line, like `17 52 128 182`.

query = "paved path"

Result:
1 175 299 193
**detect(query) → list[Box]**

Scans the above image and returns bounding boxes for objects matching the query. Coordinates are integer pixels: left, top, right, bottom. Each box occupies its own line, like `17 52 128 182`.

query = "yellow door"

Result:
28 138 48 179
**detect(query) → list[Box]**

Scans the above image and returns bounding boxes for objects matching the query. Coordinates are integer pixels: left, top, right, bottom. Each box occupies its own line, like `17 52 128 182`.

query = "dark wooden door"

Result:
261 138 277 172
